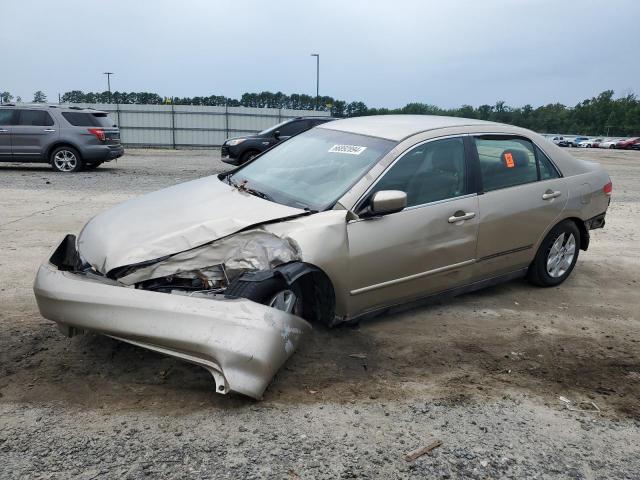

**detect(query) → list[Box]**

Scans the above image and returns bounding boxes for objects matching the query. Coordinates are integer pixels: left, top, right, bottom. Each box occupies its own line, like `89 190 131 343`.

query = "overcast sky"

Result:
1 0 638 108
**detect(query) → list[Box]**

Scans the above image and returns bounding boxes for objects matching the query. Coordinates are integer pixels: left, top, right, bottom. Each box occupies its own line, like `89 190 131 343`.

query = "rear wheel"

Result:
528 220 580 287
50 146 83 173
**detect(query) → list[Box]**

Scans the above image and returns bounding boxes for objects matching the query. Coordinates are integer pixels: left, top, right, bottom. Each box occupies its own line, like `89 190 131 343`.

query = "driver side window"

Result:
369 137 467 208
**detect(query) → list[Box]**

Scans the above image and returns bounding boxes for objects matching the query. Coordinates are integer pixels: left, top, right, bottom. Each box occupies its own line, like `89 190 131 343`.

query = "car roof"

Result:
0 104 107 114
317 114 499 141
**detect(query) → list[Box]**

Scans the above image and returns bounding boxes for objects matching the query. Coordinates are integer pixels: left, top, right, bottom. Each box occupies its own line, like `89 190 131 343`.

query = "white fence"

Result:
71 103 331 148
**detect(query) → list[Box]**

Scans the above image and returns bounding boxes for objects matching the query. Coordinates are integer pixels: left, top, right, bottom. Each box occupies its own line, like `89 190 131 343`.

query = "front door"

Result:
472 135 568 279
347 136 479 316
11 109 58 161
0 109 16 161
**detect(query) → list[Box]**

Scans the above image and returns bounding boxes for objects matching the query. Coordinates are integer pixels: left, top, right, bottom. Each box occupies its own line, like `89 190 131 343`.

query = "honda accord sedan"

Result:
34 115 611 399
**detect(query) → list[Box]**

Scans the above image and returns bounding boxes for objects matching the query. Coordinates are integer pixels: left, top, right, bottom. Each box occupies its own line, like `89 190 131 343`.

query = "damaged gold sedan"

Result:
34 115 611 399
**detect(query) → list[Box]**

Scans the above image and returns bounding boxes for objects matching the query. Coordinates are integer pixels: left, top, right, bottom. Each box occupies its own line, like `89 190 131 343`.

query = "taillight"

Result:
603 181 612 196
88 128 106 142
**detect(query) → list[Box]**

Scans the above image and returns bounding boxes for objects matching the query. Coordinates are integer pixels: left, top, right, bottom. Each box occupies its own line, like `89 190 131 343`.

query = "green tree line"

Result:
2 89 638 136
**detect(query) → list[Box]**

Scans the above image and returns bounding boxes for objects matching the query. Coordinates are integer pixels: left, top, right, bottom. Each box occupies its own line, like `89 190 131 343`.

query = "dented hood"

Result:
77 175 305 274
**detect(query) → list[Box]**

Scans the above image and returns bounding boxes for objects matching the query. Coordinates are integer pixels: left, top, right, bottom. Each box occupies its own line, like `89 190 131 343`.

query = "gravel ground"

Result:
1 147 639 479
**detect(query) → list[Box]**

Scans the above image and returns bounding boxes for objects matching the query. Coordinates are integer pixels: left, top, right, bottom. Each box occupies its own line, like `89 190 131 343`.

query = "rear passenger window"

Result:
536 146 561 180
61 112 113 127
474 137 538 191
18 110 54 126
369 137 467 208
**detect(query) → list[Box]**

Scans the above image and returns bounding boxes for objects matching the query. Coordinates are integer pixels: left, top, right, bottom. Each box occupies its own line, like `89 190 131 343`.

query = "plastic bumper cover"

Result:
33 258 311 400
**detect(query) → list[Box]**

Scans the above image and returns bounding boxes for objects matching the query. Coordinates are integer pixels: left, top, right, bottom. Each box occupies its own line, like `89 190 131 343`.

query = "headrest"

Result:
431 143 461 172
500 149 530 169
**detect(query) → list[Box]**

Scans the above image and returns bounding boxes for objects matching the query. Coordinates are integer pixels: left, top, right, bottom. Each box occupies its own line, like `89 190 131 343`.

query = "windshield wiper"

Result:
228 177 274 202
244 187 273 202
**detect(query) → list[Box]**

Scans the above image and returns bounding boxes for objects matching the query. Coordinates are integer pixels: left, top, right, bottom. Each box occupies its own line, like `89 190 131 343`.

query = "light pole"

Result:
310 54 319 110
103 72 114 103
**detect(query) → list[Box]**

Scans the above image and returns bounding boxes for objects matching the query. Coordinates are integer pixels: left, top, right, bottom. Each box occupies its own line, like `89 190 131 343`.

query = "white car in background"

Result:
578 138 603 148
598 138 622 149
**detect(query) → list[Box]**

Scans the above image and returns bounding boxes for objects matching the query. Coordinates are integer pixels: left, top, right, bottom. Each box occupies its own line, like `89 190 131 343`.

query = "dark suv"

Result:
221 116 335 165
0 104 124 172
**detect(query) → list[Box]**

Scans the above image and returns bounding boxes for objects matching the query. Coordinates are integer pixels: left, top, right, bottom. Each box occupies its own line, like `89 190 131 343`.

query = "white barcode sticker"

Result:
328 144 367 155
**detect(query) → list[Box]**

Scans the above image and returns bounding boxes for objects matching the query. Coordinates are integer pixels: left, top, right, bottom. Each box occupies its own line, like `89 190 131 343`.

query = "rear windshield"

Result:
62 112 113 127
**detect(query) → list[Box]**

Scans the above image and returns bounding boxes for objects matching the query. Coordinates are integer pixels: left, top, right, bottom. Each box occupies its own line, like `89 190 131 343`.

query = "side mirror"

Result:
370 190 407 215
274 130 281 139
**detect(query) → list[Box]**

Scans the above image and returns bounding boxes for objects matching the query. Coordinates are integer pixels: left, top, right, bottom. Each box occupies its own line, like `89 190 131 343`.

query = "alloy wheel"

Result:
546 233 576 278
268 289 299 314
53 150 78 172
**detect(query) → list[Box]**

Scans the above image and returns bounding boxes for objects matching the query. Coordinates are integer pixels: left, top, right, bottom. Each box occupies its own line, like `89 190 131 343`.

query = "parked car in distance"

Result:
599 138 622 149
34 115 612 399
550 136 570 147
616 137 640 149
221 116 336 165
0 104 123 172
568 136 589 147
578 138 603 148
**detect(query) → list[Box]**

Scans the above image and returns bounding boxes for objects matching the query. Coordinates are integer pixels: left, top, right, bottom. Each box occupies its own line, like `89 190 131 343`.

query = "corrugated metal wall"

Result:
71 103 331 148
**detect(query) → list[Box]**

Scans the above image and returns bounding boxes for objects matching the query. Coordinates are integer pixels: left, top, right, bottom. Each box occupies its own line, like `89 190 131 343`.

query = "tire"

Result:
527 220 580 287
226 275 303 316
84 161 104 170
50 146 83 173
239 150 260 165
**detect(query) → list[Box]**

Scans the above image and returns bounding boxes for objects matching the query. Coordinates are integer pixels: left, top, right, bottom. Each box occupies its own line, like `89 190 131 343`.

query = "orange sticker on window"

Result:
503 152 515 168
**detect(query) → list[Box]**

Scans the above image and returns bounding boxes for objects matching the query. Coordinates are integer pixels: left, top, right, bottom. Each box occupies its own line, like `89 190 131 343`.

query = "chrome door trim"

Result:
349 258 476 296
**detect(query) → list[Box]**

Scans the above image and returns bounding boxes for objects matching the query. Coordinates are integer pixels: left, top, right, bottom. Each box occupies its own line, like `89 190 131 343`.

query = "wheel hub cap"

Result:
546 233 576 278
268 290 298 314
54 150 77 172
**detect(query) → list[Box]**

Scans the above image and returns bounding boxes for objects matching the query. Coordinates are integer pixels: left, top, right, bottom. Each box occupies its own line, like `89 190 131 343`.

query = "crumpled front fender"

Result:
33 263 311 400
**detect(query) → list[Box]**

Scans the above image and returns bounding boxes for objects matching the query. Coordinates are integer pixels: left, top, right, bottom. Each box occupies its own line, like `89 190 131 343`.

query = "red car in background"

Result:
616 137 640 149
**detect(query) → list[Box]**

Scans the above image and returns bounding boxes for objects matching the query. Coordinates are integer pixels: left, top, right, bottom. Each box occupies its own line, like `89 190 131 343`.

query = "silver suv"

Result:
0 104 124 172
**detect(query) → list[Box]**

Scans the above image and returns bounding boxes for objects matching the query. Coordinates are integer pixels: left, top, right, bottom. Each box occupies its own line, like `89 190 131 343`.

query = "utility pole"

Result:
310 54 319 110
103 72 114 103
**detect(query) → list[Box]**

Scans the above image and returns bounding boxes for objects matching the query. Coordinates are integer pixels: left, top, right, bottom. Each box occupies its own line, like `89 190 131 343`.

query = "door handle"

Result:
43 129 56 132
448 211 476 223
542 190 562 200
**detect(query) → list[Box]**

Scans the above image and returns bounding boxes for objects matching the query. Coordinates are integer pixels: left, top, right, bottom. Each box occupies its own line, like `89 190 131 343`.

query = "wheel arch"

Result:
274 261 337 326
564 216 589 251
47 141 82 161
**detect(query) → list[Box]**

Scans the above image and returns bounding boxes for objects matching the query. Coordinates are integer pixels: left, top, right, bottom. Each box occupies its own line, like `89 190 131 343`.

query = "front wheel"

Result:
527 220 580 287
50 146 83 173
239 150 259 165
226 276 303 316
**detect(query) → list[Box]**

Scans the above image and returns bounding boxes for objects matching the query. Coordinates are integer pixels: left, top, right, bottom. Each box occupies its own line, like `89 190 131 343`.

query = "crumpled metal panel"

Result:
77 176 305 275
118 229 301 285
34 262 311 399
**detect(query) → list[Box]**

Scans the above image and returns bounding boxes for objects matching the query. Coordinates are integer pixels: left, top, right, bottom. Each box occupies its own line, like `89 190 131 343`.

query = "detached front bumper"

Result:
33 244 311 400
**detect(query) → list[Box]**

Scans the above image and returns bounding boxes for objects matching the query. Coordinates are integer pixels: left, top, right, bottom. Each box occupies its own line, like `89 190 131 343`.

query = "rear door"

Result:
471 135 567 279
11 109 58 161
0 109 16 161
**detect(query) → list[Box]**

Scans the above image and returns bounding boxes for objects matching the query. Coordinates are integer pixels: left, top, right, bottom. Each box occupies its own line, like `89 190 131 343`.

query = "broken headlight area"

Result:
134 265 231 297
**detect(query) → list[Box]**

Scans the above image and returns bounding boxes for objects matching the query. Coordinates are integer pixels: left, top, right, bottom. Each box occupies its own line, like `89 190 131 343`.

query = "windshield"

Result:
229 128 396 210
258 120 290 136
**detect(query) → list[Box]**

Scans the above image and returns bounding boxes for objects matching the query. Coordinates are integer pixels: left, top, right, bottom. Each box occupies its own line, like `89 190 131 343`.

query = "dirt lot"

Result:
1 148 639 479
